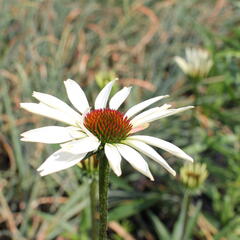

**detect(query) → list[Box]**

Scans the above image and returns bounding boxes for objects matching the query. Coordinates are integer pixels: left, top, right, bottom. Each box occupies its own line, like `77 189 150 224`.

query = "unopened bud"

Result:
180 162 208 191
95 71 117 89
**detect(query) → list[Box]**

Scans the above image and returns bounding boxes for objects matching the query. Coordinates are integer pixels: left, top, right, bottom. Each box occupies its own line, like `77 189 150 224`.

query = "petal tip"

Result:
32 91 39 97
19 103 25 108
148 171 154 181
65 78 73 82
150 176 154 181
38 171 46 177
116 171 122 177
187 156 194 162
20 132 25 136
64 79 75 85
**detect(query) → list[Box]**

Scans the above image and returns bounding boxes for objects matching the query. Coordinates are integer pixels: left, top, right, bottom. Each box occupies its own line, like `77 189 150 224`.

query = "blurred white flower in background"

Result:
21 79 194 180
174 48 213 78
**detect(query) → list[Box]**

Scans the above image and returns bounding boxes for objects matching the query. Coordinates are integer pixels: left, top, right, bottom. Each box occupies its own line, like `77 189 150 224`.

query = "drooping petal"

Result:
32 91 81 120
104 144 122 176
21 126 86 144
149 106 194 122
129 107 160 123
115 143 154 181
123 139 176 176
64 79 90 113
94 80 116 109
37 149 87 176
132 106 194 127
130 104 171 125
109 87 132 110
125 95 169 118
20 103 78 126
60 136 100 155
128 135 193 162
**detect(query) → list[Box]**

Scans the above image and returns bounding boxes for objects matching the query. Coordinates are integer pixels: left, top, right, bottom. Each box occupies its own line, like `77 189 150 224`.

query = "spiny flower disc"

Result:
84 109 132 144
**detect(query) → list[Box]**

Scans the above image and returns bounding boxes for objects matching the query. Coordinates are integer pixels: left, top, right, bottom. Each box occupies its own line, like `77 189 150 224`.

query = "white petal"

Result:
130 104 171 125
132 106 194 127
174 56 189 74
64 79 90 113
60 136 100 154
104 144 122 176
32 91 81 120
115 144 154 181
21 126 85 144
130 107 159 123
123 139 176 176
94 80 116 109
125 95 169 118
66 127 88 138
109 87 132 110
149 106 194 122
186 48 193 62
128 135 193 162
79 119 96 138
130 123 150 134
37 149 87 176
20 103 78 126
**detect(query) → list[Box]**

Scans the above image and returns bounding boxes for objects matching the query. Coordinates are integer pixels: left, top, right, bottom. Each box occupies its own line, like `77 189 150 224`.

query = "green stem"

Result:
189 76 201 143
98 152 110 240
90 177 98 240
180 191 191 240
191 76 201 127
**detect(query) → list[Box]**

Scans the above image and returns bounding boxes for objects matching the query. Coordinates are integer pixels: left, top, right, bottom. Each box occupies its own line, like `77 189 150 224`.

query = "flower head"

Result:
84 109 132 144
95 71 117 89
174 48 213 78
21 79 194 180
180 162 208 191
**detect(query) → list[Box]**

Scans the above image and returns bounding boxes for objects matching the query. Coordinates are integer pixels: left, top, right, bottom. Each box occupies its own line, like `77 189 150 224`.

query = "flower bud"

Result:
180 162 208 191
95 71 117 89
78 155 98 174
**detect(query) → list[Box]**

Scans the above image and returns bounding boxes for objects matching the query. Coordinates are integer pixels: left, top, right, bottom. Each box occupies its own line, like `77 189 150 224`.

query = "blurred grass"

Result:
0 0 240 239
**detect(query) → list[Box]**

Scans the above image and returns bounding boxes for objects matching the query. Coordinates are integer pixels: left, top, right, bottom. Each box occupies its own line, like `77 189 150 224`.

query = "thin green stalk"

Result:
191 76 201 127
90 177 98 240
98 152 110 240
189 76 201 142
180 191 191 240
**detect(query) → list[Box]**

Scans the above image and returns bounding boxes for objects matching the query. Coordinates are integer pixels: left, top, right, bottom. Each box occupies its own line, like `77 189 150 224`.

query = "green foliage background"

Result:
0 0 239 239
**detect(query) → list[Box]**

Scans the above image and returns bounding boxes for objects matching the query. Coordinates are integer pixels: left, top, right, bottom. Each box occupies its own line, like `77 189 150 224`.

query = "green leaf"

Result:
147 210 171 240
109 194 160 221
172 191 190 240
214 217 240 240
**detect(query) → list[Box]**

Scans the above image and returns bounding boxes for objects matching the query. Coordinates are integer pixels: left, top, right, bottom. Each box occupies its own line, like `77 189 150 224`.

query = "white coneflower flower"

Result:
20 79 193 180
174 48 213 78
